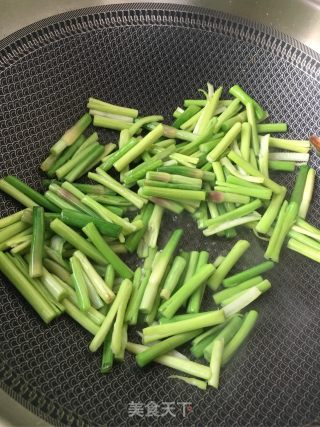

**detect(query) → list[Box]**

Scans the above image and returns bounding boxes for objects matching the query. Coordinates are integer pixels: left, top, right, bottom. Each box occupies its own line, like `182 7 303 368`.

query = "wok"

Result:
0 4 319 426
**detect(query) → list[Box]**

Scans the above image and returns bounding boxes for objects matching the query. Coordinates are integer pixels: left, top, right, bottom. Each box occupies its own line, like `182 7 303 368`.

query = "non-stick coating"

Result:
0 4 320 426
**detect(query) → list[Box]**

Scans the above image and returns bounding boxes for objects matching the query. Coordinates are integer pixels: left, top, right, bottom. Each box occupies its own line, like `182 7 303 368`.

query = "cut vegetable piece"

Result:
47 135 87 177
0 179 38 208
82 223 133 279
125 204 154 253
255 187 286 234
203 315 243 361
0 252 57 323
140 229 183 313
45 190 77 211
269 137 310 153
100 137 140 171
203 214 260 236
287 238 320 263
41 153 59 172
89 109 133 122
90 278 132 352
50 113 92 156
221 111 248 132
186 251 209 313
207 122 242 162
265 201 298 262
213 276 263 305
220 157 263 183
208 338 224 388
173 104 201 129
72 132 99 159
208 240 250 291
55 142 99 179
195 87 222 135
159 312 208 325
62 299 99 335
208 191 250 205
268 152 309 162
88 194 132 207
178 119 217 155
61 209 121 238
295 219 320 241
43 259 71 285
50 219 106 265
0 210 26 229
101 331 113 373
290 165 310 207
140 178 200 191
70 256 91 312
159 264 215 319
268 161 295 172
87 98 138 118
190 323 226 358
0 221 30 246
37 266 68 302
229 85 267 121
128 115 163 136
288 230 320 251
142 205 163 249
223 286 266 318
258 134 269 178
228 151 283 194
202 201 261 230
81 196 135 233
140 186 206 202
214 182 272 200
93 115 132 131
125 267 142 322
223 261 274 287
114 124 164 171
143 310 225 342
136 329 200 367
49 184 95 216
90 169 146 209
126 342 211 380
221 279 271 306
5 176 59 212
147 171 202 187
240 122 251 161
169 375 207 390
257 123 287 133
246 102 259 155
123 159 164 186
71 250 113 303
111 280 133 355
214 98 241 133
157 165 215 182
299 168 315 219
222 310 258 365
65 144 105 182
29 207 45 278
